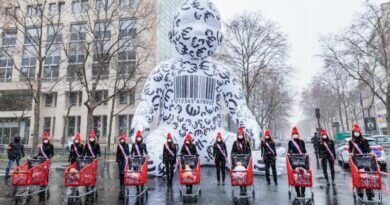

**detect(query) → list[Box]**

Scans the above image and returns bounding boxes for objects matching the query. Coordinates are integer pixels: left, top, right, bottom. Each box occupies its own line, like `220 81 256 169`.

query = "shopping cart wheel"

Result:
252 190 255 198
352 192 356 202
233 198 238 205
199 189 202 196
288 190 291 199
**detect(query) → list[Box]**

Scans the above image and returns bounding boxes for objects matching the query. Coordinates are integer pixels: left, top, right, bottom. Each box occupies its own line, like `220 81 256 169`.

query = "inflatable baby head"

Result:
169 0 223 61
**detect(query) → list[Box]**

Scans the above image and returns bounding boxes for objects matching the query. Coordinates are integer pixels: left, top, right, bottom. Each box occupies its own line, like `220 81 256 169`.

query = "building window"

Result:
117 61 136 77
95 90 108 105
59 2 65 15
66 116 81 137
2 30 17 46
69 23 86 65
67 64 84 80
93 115 107 138
67 91 83 107
92 63 109 79
69 42 86 64
118 19 136 77
21 45 36 80
43 117 51 133
26 4 42 17
45 93 57 107
95 0 113 11
72 0 88 14
118 114 133 136
0 92 32 111
45 25 62 81
47 25 63 43
118 87 136 105
24 27 39 45
48 3 57 16
44 44 61 81
94 21 111 40
120 0 137 9
0 30 16 82
70 23 87 41
43 117 55 135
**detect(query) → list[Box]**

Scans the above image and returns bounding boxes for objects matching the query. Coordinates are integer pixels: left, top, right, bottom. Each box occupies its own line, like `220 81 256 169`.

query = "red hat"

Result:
119 133 127 142
167 133 172 140
135 130 143 139
42 132 50 141
291 127 299 136
237 127 244 134
74 132 81 142
185 133 193 144
352 124 361 132
89 130 97 139
264 130 271 137
320 129 327 136
216 132 222 141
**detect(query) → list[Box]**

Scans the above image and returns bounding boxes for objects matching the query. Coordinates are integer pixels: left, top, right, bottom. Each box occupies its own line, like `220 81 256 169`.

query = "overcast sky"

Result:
213 0 388 125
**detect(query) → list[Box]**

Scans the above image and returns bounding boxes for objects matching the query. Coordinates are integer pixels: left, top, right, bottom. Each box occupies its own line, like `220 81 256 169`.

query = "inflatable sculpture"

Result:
131 0 261 175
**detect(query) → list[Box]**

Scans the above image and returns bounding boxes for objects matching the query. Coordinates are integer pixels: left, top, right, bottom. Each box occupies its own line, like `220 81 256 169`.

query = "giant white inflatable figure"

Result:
131 0 261 176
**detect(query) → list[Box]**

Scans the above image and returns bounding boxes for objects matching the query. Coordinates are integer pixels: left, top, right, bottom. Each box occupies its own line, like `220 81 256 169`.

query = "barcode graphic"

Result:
174 75 216 101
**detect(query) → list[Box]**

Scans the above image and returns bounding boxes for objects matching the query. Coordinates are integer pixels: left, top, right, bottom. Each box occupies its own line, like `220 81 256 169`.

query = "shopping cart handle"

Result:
14 171 28 173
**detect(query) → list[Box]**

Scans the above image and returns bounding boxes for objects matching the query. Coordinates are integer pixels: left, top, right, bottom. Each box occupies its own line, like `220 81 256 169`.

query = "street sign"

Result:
364 117 377 132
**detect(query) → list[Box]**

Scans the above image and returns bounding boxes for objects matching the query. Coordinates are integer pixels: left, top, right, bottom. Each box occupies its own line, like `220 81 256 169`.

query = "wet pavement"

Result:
0 149 389 205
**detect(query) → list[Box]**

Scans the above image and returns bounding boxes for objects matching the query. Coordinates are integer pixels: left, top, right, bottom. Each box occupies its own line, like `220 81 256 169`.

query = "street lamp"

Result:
315 108 321 132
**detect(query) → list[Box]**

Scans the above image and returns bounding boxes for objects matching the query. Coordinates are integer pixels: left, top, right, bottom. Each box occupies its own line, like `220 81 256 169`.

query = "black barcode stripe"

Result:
174 75 216 101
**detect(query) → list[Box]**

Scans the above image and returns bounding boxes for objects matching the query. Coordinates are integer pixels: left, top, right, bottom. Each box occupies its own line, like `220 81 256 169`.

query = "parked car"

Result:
371 135 390 149
336 137 387 171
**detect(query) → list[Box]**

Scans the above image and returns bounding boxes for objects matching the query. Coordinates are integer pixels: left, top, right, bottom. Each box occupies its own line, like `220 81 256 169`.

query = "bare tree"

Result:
62 0 156 142
0 0 64 154
250 67 292 132
320 1 390 133
222 11 289 107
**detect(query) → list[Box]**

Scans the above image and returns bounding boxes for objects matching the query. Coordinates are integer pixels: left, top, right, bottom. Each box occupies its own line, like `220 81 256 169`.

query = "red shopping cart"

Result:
230 154 255 205
178 155 201 203
123 155 149 204
64 157 98 205
286 154 314 204
350 154 382 204
12 156 51 203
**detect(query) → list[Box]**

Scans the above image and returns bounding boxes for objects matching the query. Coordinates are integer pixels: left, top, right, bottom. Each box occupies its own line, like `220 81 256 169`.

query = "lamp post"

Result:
315 108 321 132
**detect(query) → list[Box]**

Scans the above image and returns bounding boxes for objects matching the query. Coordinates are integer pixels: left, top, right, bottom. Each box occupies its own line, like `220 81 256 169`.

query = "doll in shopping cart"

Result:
231 128 252 196
287 127 307 198
180 133 198 194
349 124 375 201
232 161 247 183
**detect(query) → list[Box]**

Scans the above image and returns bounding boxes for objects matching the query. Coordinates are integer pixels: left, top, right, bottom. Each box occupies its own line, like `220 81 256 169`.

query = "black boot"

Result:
217 180 220 185
119 185 124 201
274 179 278 185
